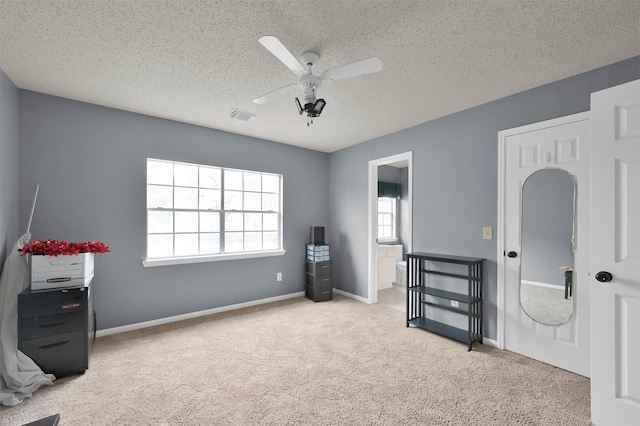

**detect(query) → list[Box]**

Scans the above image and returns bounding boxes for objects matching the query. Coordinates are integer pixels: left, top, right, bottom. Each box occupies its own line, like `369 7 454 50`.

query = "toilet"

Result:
394 245 406 285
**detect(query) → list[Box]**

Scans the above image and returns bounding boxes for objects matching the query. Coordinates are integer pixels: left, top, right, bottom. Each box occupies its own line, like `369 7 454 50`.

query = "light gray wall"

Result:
0 69 19 267
328 56 640 340
377 165 401 183
521 169 574 286
18 91 329 330
7 56 640 338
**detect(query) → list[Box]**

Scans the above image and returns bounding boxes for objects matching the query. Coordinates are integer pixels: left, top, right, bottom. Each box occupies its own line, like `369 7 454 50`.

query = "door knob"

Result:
595 271 613 282
507 251 518 258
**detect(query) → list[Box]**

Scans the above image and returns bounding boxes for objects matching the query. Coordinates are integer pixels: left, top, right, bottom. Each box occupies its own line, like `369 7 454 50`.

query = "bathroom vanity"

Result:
377 244 403 289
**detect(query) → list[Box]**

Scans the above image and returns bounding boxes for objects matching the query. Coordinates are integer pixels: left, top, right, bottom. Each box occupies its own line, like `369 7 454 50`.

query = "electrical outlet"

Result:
483 226 493 240
451 300 459 308
276 272 282 282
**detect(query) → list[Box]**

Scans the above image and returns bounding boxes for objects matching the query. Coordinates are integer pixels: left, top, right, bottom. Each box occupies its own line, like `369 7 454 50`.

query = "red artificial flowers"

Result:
19 240 110 257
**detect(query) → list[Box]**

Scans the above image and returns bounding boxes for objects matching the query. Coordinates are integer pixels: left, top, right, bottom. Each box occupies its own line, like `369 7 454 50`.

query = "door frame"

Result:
367 151 413 304
496 111 590 349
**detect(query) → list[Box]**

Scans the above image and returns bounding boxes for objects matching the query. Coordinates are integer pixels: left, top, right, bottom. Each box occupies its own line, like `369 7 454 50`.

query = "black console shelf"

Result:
406 252 484 351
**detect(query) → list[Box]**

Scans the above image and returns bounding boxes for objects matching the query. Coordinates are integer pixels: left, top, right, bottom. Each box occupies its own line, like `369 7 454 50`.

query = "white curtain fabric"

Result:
0 233 54 406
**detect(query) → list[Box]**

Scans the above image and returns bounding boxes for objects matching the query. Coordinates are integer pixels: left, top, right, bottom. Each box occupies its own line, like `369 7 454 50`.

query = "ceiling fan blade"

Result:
259 36 306 76
253 83 298 104
316 87 342 112
321 57 383 82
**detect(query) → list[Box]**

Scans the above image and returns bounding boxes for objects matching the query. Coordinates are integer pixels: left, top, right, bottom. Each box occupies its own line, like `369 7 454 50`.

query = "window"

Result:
145 158 282 262
378 197 396 240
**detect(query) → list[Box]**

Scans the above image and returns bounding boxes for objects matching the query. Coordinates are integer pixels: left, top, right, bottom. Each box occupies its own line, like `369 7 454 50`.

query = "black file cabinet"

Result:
18 283 95 377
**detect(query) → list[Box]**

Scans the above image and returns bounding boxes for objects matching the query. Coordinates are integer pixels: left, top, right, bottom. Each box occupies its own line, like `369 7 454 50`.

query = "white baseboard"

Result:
332 288 370 304
96 291 305 337
482 337 499 348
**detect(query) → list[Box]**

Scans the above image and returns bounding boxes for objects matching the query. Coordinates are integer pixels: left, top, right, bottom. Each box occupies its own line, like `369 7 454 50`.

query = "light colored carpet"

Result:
1 295 590 425
377 285 405 312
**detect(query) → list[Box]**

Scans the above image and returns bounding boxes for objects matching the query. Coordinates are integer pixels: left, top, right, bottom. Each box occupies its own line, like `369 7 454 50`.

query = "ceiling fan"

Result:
253 36 383 125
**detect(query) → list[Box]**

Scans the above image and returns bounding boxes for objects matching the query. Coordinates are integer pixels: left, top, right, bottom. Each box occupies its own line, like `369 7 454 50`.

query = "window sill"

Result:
377 238 398 244
142 249 286 267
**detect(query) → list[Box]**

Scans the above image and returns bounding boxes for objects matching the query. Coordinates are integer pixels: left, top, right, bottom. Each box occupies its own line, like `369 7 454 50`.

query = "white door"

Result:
590 79 640 425
501 112 590 377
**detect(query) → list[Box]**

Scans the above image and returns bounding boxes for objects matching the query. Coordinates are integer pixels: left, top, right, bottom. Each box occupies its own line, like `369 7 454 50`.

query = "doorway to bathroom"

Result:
367 151 413 306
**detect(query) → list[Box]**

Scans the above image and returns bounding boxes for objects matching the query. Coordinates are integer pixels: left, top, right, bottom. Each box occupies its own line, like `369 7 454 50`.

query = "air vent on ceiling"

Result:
227 109 258 122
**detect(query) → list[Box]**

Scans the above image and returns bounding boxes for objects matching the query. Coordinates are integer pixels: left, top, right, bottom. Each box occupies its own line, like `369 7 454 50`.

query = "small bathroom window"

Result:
378 197 397 241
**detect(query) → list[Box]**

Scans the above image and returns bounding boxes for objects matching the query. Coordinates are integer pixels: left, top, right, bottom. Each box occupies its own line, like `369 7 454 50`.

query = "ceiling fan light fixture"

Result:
312 98 326 114
295 98 326 120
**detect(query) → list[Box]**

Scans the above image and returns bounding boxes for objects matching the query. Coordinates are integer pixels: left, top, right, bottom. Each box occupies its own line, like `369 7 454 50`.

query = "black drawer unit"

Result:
306 260 332 277
305 281 332 302
305 258 333 302
310 226 325 245
18 283 95 377
306 273 332 288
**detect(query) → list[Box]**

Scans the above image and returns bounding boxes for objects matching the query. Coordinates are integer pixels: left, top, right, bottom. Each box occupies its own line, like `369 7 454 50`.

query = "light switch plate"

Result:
483 226 493 240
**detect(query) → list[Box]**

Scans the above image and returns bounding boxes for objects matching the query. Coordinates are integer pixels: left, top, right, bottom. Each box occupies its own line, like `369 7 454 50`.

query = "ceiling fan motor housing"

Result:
300 75 322 104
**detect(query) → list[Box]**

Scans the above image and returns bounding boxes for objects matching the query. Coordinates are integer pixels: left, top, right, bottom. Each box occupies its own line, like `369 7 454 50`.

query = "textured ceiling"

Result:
1 1 639 153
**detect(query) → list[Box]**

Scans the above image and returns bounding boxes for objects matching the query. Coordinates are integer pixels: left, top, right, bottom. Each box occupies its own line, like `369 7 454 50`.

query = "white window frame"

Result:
142 158 285 267
377 197 397 242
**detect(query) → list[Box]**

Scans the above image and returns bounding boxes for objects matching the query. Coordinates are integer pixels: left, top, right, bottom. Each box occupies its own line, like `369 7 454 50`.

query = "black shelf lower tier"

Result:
408 317 482 349
409 285 481 304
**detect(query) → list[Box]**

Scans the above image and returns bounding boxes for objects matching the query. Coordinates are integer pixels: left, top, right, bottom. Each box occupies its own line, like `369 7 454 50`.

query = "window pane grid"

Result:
147 159 282 258
377 197 396 239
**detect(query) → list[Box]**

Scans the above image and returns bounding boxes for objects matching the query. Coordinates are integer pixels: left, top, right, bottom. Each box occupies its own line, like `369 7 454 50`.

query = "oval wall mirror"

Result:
520 168 576 325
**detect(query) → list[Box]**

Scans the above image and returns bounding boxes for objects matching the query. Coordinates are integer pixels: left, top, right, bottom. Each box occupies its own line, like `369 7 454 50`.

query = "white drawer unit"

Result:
378 245 401 289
